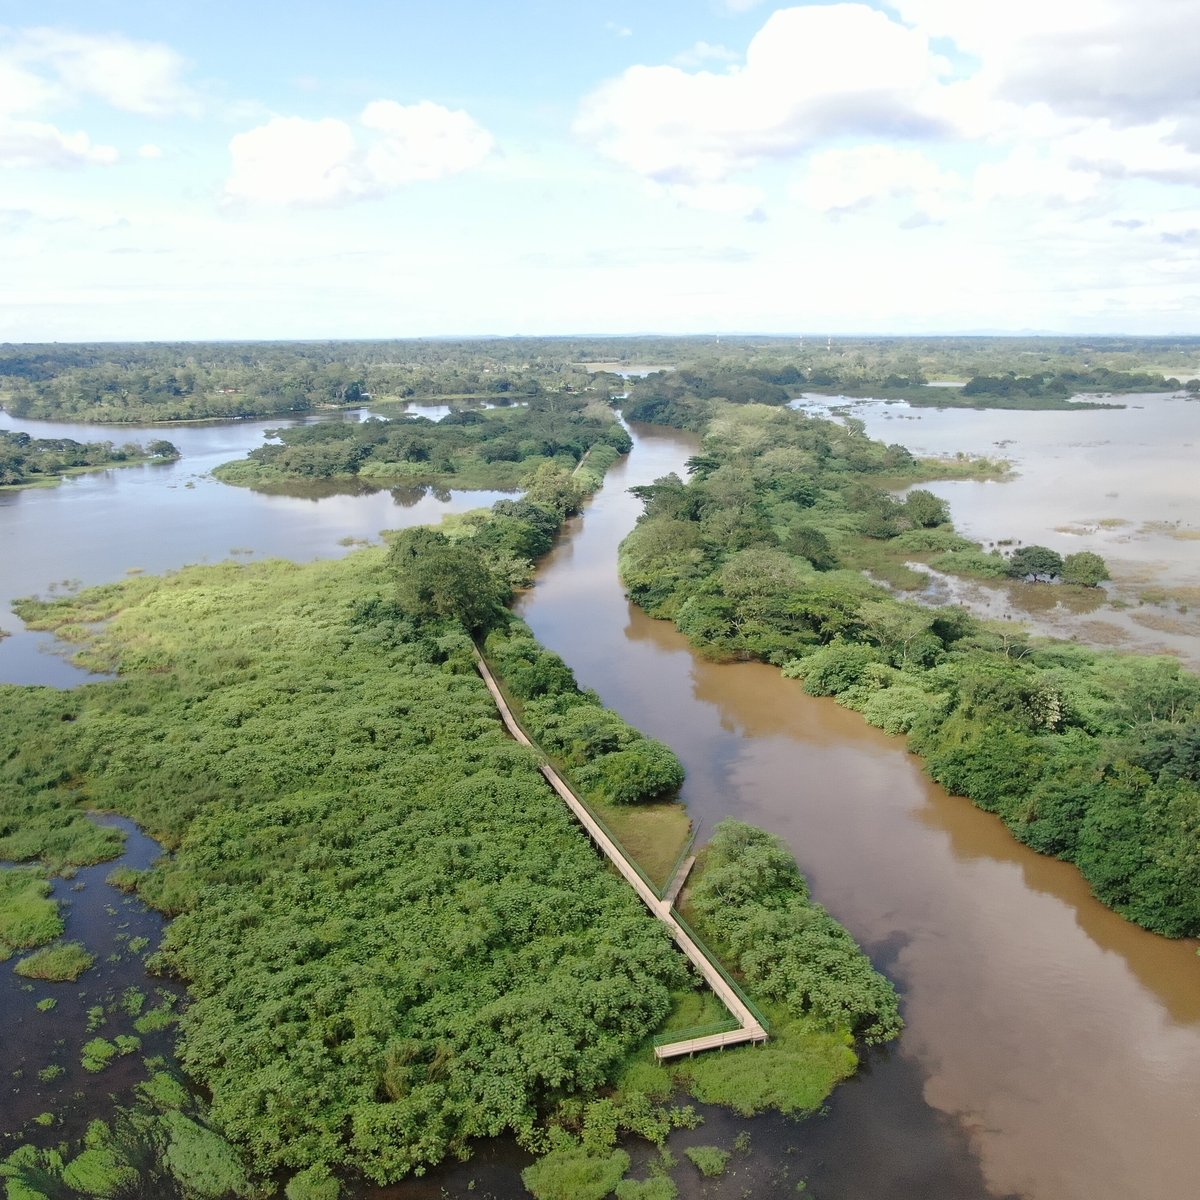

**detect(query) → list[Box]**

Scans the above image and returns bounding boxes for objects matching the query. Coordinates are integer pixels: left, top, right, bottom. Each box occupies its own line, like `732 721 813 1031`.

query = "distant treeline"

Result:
622 363 1182 425
955 367 1182 399
0 341 597 424
618 397 1200 939
0 428 178 486
3 335 1197 424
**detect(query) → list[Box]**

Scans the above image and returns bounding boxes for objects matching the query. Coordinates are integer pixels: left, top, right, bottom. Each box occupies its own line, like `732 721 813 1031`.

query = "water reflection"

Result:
0 817 183 1143
0 412 509 688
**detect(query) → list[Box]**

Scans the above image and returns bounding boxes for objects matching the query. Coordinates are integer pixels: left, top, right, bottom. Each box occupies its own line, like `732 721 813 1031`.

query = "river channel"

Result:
2 408 1198 1199
515 420 1200 1200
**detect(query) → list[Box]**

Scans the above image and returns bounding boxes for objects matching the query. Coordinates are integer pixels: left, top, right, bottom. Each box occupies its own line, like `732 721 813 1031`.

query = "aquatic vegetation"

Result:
14 941 95 982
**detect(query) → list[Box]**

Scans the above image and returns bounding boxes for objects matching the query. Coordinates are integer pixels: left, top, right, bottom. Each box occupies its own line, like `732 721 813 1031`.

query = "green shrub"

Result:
522 1143 630 1200
14 940 94 981
684 1146 731 1177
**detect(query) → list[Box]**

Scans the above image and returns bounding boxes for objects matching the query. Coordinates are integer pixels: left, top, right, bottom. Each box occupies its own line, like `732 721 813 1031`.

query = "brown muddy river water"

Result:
517 421 1200 1200
2 406 1198 1199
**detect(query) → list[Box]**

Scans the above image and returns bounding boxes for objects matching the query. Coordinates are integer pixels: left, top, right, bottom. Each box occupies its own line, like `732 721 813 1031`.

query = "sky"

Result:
2 0 1199 341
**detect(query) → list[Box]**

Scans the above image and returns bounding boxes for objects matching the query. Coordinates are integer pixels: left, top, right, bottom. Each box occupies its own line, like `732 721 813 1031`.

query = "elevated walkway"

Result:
474 652 767 1060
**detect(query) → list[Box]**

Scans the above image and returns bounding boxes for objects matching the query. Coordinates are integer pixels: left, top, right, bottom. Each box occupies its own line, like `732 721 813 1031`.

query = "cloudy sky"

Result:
3 0 1199 340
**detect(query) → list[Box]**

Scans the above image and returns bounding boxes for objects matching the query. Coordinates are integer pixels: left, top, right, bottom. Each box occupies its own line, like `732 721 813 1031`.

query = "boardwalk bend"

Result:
474 652 768 1059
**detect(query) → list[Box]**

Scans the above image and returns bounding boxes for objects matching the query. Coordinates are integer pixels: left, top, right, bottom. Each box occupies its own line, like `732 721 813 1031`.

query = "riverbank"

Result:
617 399 1200 941
514 416 1200 1200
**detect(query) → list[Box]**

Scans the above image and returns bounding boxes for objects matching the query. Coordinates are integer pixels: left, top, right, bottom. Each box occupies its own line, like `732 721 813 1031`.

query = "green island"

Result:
212 394 631 493
0 400 899 1199
618 397 1200 940
0 430 179 489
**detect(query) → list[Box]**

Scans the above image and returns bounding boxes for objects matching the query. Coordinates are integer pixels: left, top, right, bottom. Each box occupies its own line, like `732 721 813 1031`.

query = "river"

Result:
515 420 1200 1200
2 408 1198 1199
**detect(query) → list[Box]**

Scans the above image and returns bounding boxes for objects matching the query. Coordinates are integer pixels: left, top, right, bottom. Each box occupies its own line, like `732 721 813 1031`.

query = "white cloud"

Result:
672 41 739 68
973 147 1101 207
795 145 962 218
576 5 952 186
137 143 164 159
0 27 194 170
360 100 494 185
652 180 765 217
1 27 197 116
0 119 117 168
887 0 1200 127
1056 120 1200 186
224 101 495 206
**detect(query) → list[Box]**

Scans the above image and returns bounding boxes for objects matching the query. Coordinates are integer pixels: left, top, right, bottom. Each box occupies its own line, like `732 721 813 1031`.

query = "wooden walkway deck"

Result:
474 653 767 1060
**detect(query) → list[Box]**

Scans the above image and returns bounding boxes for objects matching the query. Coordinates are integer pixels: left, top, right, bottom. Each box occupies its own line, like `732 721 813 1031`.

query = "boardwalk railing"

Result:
474 650 769 1059
651 1019 738 1048
670 911 771 1033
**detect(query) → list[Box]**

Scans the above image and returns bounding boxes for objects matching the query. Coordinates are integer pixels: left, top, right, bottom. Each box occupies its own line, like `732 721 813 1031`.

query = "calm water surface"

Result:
0 410 511 686
793 392 1200 663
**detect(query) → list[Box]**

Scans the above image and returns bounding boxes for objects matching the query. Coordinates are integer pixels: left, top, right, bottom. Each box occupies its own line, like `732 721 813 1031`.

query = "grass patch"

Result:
82 1035 141 1073
655 986 735 1040
134 1000 178 1035
671 1011 856 1117
106 866 145 893
615 1176 677 1200
841 540 930 590
0 867 63 957
590 799 692 892
522 1143 630 1200
14 939 95 981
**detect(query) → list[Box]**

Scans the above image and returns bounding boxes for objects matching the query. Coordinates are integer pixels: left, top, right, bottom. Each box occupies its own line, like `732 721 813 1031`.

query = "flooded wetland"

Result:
2 400 1198 1199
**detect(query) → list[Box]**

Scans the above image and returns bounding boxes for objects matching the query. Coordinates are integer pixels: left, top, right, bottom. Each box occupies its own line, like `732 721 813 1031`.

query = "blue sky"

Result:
2 1 1199 339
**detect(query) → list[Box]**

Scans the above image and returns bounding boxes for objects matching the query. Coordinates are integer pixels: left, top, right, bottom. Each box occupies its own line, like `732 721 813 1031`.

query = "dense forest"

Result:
0 341 596 424
214 394 630 491
2 336 1196 424
617 399 1200 939
0 429 178 487
620 363 1182 425
1 417 900 1195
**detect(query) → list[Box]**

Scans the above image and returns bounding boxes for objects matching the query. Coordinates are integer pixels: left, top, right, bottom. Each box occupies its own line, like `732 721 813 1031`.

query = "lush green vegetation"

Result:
684 1146 730 1177
0 868 63 962
1 1070 260 1199
3 548 694 1186
0 429 178 487
619 401 1200 938
483 621 685 808
687 822 901 1044
1004 545 1111 585
0 394 916 1193
14 940 96 981
214 394 630 490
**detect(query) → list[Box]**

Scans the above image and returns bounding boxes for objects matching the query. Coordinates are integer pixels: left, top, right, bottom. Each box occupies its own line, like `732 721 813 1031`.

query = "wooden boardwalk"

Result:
474 653 767 1060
